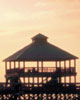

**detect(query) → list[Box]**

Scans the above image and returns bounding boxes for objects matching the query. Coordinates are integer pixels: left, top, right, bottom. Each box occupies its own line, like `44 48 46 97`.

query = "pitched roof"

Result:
4 33 78 61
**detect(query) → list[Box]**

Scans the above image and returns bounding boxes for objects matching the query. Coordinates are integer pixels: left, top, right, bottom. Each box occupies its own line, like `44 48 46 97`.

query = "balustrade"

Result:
6 67 75 75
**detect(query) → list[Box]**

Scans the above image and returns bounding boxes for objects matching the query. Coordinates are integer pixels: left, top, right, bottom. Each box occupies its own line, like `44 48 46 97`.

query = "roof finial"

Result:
32 33 48 43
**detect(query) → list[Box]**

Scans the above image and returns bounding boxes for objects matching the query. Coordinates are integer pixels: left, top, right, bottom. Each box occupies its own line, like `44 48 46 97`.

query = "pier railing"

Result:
0 82 80 90
6 67 75 74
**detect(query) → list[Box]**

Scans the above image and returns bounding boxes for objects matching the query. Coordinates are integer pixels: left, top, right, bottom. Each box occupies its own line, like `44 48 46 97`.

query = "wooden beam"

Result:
18 61 20 69
37 61 39 72
9 62 11 69
41 61 43 72
14 61 16 69
55 61 57 69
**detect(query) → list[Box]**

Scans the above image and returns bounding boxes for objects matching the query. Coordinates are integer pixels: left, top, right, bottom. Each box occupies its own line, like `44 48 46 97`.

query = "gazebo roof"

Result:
32 33 48 40
4 33 78 61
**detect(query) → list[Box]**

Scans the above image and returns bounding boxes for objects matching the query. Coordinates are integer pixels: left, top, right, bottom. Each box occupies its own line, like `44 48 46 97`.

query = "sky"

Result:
0 0 80 82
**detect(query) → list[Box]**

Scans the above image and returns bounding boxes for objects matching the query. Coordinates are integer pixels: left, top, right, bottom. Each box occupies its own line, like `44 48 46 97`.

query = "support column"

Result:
23 61 25 100
5 62 7 83
64 61 66 84
5 62 7 75
55 61 58 83
69 60 71 83
37 61 39 87
9 62 11 84
14 62 16 76
33 77 34 87
18 61 20 69
59 61 62 99
9 62 11 69
14 61 16 69
74 59 76 83
41 61 43 84
59 61 61 83
23 61 25 84
28 77 30 87
41 61 43 72
56 61 57 70
37 61 39 72
18 61 20 77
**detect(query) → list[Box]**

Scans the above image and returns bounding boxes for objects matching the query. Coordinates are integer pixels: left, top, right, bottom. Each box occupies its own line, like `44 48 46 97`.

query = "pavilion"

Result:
2 33 79 100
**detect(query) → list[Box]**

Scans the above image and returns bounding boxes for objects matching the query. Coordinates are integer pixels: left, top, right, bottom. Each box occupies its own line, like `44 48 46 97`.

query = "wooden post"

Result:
59 61 62 99
5 62 7 74
55 61 58 82
64 61 66 84
23 61 25 100
37 61 39 87
41 61 43 84
5 62 7 83
18 61 20 77
56 61 57 71
28 77 30 87
14 61 16 69
33 77 34 87
41 61 43 73
59 61 61 83
23 61 25 84
37 61 39 72
18 61 20 69
69 60 71 83
74 59 76 83
9 62 11 69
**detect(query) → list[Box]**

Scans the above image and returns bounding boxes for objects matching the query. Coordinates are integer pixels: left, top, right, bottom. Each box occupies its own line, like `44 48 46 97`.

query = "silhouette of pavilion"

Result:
0 33 80 100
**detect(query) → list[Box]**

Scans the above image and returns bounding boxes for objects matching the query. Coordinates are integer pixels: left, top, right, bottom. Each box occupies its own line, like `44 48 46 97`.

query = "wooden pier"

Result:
0 33 79 100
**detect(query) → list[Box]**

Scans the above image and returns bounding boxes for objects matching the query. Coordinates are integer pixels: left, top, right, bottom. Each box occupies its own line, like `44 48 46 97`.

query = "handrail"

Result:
24 67 56 73
6 67 75 74
1 83 80 89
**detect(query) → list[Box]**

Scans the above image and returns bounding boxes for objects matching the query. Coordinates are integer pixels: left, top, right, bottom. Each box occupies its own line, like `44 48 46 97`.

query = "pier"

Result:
0 33 80 100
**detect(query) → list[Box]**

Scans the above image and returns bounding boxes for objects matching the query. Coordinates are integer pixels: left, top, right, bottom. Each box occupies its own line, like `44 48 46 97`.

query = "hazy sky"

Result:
0 0 80 82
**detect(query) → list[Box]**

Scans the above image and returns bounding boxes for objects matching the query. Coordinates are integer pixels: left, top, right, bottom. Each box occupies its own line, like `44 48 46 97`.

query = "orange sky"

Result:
0 0 80 82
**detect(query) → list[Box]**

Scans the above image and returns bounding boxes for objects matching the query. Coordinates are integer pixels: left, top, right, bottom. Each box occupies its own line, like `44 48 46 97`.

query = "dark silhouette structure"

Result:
0 33 80 100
